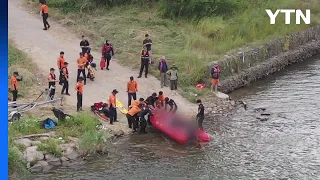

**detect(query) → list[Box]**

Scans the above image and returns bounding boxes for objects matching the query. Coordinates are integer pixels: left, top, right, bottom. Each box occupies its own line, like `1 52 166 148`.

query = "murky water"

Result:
34 55 320 180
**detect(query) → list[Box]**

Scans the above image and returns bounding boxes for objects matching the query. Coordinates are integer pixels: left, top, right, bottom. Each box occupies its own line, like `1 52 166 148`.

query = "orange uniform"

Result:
127 105 142 116
157 94 166 107
130 100 146 108
108 94 116 108
127 80 138 93
57 57 65 70
41 4 49 14
77 57 87 69
75 82 84 94
10 76 18 91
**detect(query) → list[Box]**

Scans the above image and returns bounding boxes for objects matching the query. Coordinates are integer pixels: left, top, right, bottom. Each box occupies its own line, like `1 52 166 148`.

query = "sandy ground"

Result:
8 0 197 133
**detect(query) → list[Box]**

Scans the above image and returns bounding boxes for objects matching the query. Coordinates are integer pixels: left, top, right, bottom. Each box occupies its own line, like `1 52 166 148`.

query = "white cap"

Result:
161 56 166 59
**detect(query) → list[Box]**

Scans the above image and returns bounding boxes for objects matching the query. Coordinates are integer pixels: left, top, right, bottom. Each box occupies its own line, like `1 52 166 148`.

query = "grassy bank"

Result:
24 0 320 99
8 43 111 178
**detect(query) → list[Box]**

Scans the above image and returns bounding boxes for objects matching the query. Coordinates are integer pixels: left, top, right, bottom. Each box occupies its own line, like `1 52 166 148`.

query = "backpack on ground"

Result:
41 118 57 129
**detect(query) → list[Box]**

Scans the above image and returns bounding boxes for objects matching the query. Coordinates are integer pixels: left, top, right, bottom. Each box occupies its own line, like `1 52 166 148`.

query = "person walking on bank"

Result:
143 34 153 64
57 51 66 70
196 99 205 130
127 76 138 108
48 68 58 100
138 46 150 78
80 35 90 55
158 56 168 88
75 77 84 112
167 63 179 95
60 62 70 96
108 89 119 125
40 1 50 30
77 52 87 85
10 72 21 103
101 40 115 70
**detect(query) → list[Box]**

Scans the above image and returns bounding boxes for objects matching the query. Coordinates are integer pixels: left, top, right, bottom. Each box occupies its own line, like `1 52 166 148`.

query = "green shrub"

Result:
37 138 62 157
8 145 31 178
78 130 106 157
9 118 45 137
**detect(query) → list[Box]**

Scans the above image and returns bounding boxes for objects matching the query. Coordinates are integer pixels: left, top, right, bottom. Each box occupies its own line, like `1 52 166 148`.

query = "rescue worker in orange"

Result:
77 52 87 85
40 0 50 30
126 98 145 132
57 51 65 70
127 76 138 108
108 89 119 125
60 62 70 96
10 72 22 103
48 68 58 100
75 77 84 112
157 91 166 108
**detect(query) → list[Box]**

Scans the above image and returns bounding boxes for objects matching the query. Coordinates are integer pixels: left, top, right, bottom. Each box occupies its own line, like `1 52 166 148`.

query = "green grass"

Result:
8 42 38 98
24 0 320 98
37 138 62 157
8 145 31 179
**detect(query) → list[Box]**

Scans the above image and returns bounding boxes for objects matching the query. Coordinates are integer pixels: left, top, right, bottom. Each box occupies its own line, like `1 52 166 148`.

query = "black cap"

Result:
139 98 144 101
60 51 64 54
196 99 202 103
64 62 69 65
152 93 157 97
145 34 149 37
112 89 119 94
78 77 84 81
79 52 83 56
50 68 55 71
165 97 169 101
13 72 19 76
159 91 163 95
130 76 134 80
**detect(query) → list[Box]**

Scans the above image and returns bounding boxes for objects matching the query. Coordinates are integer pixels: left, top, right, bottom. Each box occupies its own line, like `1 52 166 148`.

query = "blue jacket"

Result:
158 61 168 73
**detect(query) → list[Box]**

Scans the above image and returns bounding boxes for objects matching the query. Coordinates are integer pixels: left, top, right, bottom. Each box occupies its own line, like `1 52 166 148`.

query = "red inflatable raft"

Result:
150 110 210 144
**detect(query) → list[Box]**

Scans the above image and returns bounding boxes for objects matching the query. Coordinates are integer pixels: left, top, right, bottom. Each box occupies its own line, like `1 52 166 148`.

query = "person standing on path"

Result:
60 62 70 96
75 77 84 112
80 35 90 55
10 72 21 103
77 52 87 85
138 46 150 78
40 1 50 30
48 68 58 100
167 63 179 95
108 89 119 125
101 40 115 70
158 56 168 88
210 62 221 92
127 76 138 108
57 51 65 70
196 99 205 130
143 34 153 64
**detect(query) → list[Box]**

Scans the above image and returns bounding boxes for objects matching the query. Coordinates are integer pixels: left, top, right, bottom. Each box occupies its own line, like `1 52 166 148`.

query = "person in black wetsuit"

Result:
196 99 205 130
145 93 157 125
137 105 152 133
164 97 178 113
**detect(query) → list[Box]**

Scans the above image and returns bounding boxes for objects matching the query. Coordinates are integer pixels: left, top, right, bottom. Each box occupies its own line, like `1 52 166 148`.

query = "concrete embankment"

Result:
210 26 320 93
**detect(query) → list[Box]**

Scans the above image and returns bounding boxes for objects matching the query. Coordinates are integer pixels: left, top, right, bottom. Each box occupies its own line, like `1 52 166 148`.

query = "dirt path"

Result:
8 0 197 132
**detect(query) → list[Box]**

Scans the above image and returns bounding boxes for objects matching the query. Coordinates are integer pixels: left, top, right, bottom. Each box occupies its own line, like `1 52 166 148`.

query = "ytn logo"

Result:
266 9 310 24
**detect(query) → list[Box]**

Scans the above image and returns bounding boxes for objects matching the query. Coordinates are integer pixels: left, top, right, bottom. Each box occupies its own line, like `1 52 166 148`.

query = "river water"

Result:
34 54 320 180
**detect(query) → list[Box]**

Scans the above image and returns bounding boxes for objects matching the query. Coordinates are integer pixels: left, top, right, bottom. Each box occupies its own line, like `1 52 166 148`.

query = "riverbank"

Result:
8 42 117 178
23 0 320 99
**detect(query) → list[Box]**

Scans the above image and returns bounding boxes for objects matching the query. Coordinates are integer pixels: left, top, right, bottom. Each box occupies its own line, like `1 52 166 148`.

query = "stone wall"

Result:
209 25 320 93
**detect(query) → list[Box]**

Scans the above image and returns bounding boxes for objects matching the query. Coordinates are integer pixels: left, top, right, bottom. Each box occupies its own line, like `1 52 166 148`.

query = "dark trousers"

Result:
147 114 152 125
128 92 137 107
61 80 69 94
12 90 18 102
170 106 178 113
77 69 86 84
109 107 117 124
103 54 111 69
42 13 49 29
126 114 133 128
197 116 204 130
49 87 55 100
77 93 83 111
139 116 147 133
139 63 149 77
